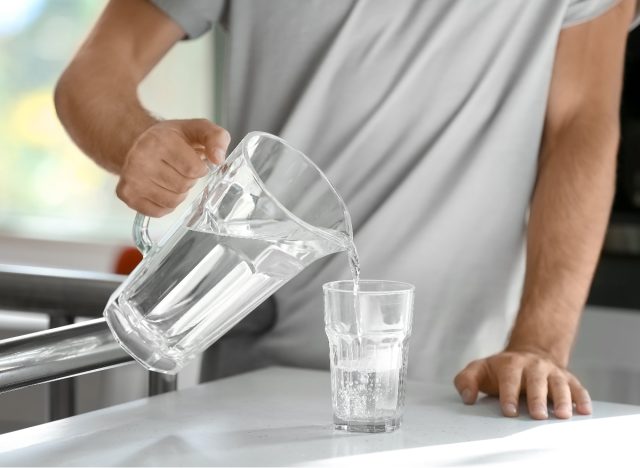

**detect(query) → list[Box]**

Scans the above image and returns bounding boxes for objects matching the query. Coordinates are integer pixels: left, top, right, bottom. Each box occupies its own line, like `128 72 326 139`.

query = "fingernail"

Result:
532 404 548 419
461 388 472 404
555 404 572 418
213 148 226 163
503 403 518 417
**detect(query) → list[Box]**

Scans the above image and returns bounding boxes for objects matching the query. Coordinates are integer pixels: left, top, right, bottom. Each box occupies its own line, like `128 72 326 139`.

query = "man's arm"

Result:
55 0 230 217
455 0 636 419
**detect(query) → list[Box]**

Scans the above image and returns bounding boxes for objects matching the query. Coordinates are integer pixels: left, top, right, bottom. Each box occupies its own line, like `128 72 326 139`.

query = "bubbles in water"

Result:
333 366 404 422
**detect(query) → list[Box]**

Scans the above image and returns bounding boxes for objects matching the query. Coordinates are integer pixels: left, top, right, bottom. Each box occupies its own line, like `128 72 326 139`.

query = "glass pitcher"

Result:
104 132 353 374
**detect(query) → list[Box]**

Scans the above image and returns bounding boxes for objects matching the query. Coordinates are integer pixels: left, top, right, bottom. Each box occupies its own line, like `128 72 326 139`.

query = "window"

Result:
0 0 214 244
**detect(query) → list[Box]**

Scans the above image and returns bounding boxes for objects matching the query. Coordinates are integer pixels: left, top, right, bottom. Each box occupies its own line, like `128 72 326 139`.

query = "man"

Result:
55 0 638 420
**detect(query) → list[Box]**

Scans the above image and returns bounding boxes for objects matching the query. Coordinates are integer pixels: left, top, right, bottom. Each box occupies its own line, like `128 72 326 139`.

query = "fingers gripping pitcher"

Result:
105 132 353 374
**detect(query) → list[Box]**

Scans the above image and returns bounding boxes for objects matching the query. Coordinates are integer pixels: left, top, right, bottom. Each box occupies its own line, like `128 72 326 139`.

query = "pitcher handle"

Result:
131 153 222 257
133 213 154 256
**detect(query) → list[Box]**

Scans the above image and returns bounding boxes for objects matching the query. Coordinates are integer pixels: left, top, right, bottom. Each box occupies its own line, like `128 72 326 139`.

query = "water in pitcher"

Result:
105 218 350 372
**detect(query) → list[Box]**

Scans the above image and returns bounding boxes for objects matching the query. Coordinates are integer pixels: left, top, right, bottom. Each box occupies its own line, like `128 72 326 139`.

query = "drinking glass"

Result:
324 280 415 433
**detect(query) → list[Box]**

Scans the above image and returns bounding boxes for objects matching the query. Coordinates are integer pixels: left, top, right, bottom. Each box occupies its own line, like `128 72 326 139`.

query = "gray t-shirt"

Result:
152 0 624 383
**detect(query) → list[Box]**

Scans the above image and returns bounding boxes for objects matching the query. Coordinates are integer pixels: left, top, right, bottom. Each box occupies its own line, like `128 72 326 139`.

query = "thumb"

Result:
454 360 485 405
178 119 231 165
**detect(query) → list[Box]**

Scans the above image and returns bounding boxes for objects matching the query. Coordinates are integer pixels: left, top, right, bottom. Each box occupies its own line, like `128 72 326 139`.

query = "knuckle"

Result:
548 373 566 387
116 182 133 203
188 118 213 131
453 373 466 388
141 127 165 148
464 359 485 375
216 128 231 144
524 367 542 379
569 377 587 393
186 163 205 178
467 359 483 368
503 354 522 367
500 364 520 376
535 356 549 368
528 356 545 369
115 183 126 200
527 396 546 406
193 118 210 126
525 360 548 376
524 374 546 388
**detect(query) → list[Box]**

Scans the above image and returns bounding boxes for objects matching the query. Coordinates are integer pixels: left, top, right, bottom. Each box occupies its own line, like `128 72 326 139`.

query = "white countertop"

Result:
0 367 638 466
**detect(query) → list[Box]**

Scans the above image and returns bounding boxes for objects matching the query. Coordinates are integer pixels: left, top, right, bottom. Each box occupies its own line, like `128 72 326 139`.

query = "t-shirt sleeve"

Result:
562 0 622 28
631 3 640 30
150 0 226 39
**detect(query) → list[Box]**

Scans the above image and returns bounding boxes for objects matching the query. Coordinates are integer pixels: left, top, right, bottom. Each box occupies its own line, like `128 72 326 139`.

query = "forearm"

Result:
455 0 632 419
53 0 230 218
55 59 157 174
507 117 619 366
54 0 184 174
